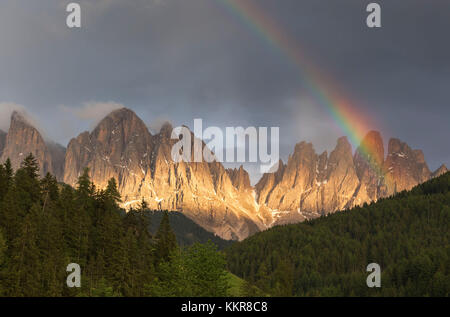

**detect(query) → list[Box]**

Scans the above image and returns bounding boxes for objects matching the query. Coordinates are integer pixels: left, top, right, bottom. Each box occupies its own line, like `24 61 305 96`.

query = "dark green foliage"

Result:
0 228 6 295
0 155 228 297
146 210 232 249
0 158 12 202
154 212 178 263
239 279 266 297
147 241 229 297
226 172 450 297
0 229 5 265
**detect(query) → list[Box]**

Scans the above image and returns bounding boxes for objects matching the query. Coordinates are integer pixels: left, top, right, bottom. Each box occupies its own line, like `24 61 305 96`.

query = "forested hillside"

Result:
1 153 448 297
0 154 229 297
226 172 450 296
146 211 232 249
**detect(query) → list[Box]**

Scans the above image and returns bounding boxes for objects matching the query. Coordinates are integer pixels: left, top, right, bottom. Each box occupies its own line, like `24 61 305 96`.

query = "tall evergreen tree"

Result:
37 174 65 296
6 203 41 296
14 154 42 213
2 158 13 184
21 153 40 179
154 212 177 263
0 183 24 242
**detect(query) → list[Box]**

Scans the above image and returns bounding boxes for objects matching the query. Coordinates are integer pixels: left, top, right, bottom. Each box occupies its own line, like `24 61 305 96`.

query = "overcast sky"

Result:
0 0 449 183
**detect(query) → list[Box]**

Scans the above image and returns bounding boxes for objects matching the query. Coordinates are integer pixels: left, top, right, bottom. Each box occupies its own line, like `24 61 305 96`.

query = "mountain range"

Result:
0 108 447 240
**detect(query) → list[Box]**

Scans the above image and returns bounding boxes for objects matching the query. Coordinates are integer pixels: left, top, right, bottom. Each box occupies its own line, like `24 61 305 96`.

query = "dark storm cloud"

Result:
0 0 449 181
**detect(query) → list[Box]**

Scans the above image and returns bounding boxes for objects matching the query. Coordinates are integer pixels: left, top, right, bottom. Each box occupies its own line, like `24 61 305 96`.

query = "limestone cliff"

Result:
63 108 263 240
254 131 438 227
0 111 65 180
432 164 448 178
3 108 443 240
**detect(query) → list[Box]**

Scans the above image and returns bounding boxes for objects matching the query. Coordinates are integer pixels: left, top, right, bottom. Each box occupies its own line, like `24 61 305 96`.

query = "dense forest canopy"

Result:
0 154 229 297
0 153 448 297
146 210 232 249
226 172 450 296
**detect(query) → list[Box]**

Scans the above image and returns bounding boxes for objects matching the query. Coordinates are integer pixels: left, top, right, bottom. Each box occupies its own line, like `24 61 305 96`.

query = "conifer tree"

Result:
6 203 41 296
3 158 13 184
0 183 24 241
154 211 177 263
105 178 122 207
73 169 93 264
38 174 65 296
21 153 40 179
14 154 42 213
76 168 94 206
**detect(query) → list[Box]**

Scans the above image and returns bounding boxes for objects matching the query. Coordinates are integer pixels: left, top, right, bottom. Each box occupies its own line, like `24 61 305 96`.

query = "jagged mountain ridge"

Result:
432 164 448 178
0 111 66 180
0 108 447 240
254 132 447 227
63 108 264 240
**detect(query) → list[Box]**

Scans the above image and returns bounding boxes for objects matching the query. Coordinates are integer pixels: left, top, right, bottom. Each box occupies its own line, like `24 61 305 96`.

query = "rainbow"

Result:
216 0 385 175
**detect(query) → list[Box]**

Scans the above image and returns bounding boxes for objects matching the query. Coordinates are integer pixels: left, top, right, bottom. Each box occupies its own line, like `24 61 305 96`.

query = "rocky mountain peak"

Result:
288 142 316 174
9 111 34 132
227 165 252 191
158 122 174 139
105 107 136 120
1 99 446 243
3 105 444 241
63 109 265 240
64 107 153 195
357 130 384 165
292 141 314 157
335 136 352 152
0 111 65 180
327 136 354 172
93 107 150 140
10 110 28 124
384 138 431 194
353 131 385 201
253 131 441 228
387 138 407 156
432 164 448 178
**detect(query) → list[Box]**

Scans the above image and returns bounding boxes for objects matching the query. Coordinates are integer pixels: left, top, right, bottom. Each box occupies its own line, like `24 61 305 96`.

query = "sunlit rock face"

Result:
63 108 263 240
64 108 154 202
254 137 361 226
3 107 440 240
254 131 436 227
0 111 65 180
353 131 385 202
62 110 439 239
432 164 448 178
383 138 431 195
